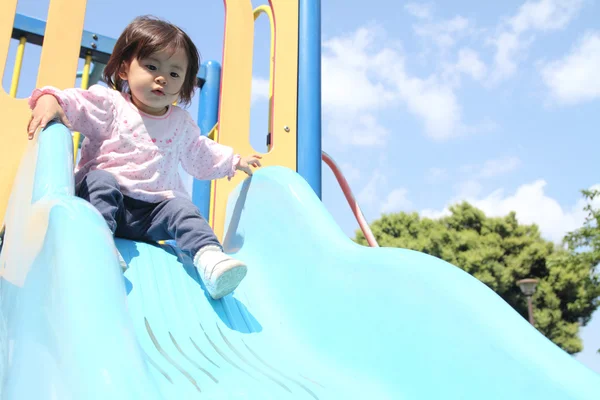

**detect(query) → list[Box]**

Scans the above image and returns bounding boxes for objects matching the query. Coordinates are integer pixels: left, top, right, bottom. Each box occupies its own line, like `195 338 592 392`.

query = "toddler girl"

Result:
27 15 260 300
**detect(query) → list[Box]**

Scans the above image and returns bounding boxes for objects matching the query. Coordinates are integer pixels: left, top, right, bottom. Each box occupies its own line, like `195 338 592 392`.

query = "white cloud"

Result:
460 119 499 135
490 31 524 82
422 180 600 243
422 156 521 218
455 180 484 199
541 31 600 104
426 167 448 183
434 157 521 203
357 171 387 206
321 28 396 147
325 113 390 147
321 23 501 143
471 180 587 242
322 26 472 142
510 0 583 33
392 73 462 140
322 29 395 112
478 156 522 178
377 49 468 139
381 188 413 214
251 77 270 104
414 15 470 49
490 0 584 83
455 48 487 81
421 207 451 220
442 47 489 86
404 3 433 19
357 172 412 216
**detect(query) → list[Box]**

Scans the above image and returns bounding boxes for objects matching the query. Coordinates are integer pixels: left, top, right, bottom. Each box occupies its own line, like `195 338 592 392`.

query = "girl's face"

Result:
119 48 188 115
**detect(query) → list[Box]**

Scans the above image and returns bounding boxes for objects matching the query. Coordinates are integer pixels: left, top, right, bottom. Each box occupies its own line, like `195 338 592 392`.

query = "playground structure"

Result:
0 0 599 399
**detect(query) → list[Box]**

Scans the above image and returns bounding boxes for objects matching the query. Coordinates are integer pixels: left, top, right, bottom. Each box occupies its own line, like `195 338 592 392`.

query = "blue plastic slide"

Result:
1 123 599 399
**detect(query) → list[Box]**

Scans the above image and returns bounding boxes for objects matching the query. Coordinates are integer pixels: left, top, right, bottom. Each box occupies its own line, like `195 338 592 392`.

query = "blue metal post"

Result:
297 0 322 198
192 61 222 218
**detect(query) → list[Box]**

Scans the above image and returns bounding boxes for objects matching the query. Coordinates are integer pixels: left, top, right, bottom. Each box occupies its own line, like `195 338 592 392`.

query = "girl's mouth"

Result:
152 89 165 96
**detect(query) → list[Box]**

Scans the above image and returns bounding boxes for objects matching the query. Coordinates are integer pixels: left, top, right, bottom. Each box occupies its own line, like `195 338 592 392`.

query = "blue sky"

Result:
5 0 600 374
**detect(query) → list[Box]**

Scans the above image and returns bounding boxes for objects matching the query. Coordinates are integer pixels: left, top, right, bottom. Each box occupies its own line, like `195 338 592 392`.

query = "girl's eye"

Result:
146 65 157 71
170 72 180 78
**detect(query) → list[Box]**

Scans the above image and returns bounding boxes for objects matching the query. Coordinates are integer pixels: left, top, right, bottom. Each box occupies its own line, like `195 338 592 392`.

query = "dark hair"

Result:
103 15 200 106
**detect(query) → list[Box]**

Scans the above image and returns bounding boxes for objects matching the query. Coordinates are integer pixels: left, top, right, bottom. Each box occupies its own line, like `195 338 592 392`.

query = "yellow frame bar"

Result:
73 53 92 162
210 0 299 240
253 5 275 150
0 0 87 228
9 37 26 98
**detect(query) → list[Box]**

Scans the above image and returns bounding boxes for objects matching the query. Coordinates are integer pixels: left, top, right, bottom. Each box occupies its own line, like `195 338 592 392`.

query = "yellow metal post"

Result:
210 0 299 241
9 37 26 98
253 6 275 151
0 0 88 283
208 6 275 230
73 54 92 163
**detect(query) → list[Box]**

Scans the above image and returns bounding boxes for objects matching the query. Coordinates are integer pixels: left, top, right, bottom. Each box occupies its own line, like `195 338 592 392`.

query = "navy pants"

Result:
76 169 221 259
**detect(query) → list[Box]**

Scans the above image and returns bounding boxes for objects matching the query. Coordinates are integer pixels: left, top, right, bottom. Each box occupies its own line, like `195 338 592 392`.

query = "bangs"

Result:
134 29 187 61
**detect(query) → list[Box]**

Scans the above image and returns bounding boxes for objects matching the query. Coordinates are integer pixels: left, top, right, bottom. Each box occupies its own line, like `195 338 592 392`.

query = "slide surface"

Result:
1 123 600 399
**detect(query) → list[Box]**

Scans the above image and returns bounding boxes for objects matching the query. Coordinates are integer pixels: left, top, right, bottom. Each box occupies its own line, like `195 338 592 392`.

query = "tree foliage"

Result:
355 202 600 354
564 189 600 267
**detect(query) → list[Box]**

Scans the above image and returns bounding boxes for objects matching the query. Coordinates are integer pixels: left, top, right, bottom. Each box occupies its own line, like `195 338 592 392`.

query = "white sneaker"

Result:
116 248 128 271
194 246 247 300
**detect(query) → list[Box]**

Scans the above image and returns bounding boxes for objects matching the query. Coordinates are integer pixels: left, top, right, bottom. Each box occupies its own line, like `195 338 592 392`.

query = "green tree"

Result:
355 202 600 354
563 189 600 352
564 189 600 268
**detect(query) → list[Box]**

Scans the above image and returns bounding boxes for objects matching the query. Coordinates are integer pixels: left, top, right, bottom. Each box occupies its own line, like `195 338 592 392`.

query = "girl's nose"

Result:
155 76 167 85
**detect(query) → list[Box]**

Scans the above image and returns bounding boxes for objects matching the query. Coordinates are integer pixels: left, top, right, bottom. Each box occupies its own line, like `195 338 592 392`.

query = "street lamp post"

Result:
517 278 539 326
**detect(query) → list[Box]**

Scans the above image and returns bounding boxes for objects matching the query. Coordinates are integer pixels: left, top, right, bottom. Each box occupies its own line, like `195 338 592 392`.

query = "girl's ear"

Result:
117 62 129 81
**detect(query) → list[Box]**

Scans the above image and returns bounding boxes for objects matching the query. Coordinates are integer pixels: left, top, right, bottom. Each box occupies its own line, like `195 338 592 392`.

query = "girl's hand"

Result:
27 94 73 139
236 154 262 176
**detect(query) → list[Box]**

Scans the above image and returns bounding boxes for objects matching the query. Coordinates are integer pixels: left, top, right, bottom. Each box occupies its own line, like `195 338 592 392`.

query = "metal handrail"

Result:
322 151 379 247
